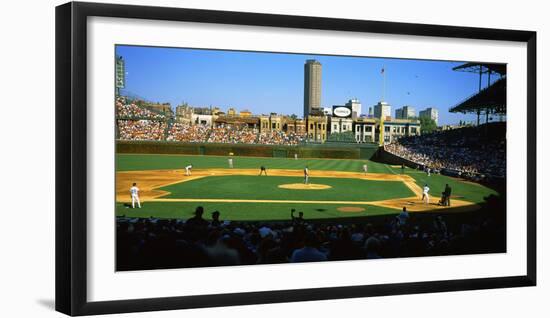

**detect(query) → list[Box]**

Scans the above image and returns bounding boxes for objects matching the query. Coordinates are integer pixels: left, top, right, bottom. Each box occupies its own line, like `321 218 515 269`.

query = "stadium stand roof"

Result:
450 77 506 114
452 62 506 76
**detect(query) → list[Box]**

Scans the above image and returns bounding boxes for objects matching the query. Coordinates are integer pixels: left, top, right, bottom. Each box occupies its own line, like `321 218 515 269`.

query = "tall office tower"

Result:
304 59 322 118
395 105 416 119
345 98 362 118
419 107 439 125
373 101 391 119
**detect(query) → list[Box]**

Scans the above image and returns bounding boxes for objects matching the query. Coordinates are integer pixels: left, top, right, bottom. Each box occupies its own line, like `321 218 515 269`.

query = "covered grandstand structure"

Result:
450 63 506 125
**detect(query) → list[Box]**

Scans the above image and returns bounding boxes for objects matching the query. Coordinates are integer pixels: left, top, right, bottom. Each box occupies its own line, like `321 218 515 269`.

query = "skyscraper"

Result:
373 101 391 119
345 98 362 118
395 105 416 119
419 107 439 125
303 59 322 118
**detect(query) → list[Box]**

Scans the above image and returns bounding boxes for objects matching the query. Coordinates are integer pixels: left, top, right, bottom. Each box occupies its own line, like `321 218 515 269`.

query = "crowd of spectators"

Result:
257 130 305 145
116 97 166 120
166 123 210 142
206 124 259 144
385 123 506 177
115 99 310 145
117 119 167 141
116 196 505 270
117 120 308 145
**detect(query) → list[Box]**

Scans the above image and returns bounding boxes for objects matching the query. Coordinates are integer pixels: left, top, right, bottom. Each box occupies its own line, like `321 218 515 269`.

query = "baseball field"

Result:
115 153 499 221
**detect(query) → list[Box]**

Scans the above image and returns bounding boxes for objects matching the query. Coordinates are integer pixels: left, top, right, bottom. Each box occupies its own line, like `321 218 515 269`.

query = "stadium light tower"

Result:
115 55 125 96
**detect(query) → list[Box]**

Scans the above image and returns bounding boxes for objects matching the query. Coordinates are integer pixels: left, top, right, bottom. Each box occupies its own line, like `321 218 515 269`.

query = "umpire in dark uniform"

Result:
444 184 452 206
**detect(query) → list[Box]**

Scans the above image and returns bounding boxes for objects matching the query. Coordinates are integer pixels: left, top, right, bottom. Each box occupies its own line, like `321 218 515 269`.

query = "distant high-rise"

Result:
345 99 362 118
395 105 416 119
419 107 439 125
304 59 322 118
373 101 391 119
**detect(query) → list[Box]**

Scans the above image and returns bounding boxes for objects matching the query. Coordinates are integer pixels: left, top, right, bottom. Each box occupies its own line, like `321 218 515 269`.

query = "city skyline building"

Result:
345 98 362 118
303 59 322 118
419 107 439 125
395 105 416 119
373 101 391 119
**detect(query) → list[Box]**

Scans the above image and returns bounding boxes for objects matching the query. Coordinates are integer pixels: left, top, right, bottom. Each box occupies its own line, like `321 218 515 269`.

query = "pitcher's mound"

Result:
278 183 332 190
337 206 365 212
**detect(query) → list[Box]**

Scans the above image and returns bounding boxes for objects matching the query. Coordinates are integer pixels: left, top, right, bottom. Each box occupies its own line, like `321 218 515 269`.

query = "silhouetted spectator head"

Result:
304 231 319 248
212 211 220 220
194 206 204 218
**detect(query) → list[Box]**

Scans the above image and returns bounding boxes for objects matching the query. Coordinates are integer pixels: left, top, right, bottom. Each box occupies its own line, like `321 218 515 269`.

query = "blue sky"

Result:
116 45 501 125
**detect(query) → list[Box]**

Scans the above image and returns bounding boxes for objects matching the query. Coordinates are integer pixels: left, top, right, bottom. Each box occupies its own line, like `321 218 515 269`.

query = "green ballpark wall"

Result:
116 140 380 160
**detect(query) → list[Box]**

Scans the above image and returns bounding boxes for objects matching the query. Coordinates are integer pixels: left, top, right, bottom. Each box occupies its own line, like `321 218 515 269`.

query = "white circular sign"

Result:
333 107 351 117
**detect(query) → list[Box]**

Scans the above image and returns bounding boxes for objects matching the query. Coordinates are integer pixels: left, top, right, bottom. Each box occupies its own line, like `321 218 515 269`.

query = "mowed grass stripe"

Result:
117 154 380 173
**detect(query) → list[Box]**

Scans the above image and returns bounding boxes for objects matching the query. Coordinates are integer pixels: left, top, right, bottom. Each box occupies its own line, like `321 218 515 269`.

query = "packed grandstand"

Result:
384 122 506 178
116 194 505 270
116 97 306 145
116 97 506 179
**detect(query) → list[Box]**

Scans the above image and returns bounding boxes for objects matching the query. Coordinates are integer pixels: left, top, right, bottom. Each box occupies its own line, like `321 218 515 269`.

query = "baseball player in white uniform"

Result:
304 166 309 184
294 153 298 160
228 158 233 168
130 183 141 208
363 163 368 175
185 164 193 176
422 184 430 204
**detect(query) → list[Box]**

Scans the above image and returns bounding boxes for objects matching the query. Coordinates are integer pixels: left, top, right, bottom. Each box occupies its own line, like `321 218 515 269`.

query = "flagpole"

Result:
383 65 386 102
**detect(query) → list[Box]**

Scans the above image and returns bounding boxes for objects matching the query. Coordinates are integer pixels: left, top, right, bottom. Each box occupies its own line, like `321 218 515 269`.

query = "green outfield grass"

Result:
159 175 413 201
116 153 392 173
116 153 501 221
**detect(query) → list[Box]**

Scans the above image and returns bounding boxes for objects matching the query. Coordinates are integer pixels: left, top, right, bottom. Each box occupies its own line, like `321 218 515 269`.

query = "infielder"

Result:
362 163 368 175
304 166 309 184
228 157 234 168
130 182 141 208
259 165 267 176
185 164 193 176
422 184 430 204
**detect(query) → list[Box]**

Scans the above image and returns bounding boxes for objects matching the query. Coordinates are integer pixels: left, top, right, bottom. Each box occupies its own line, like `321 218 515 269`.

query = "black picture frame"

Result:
55 1 537 316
